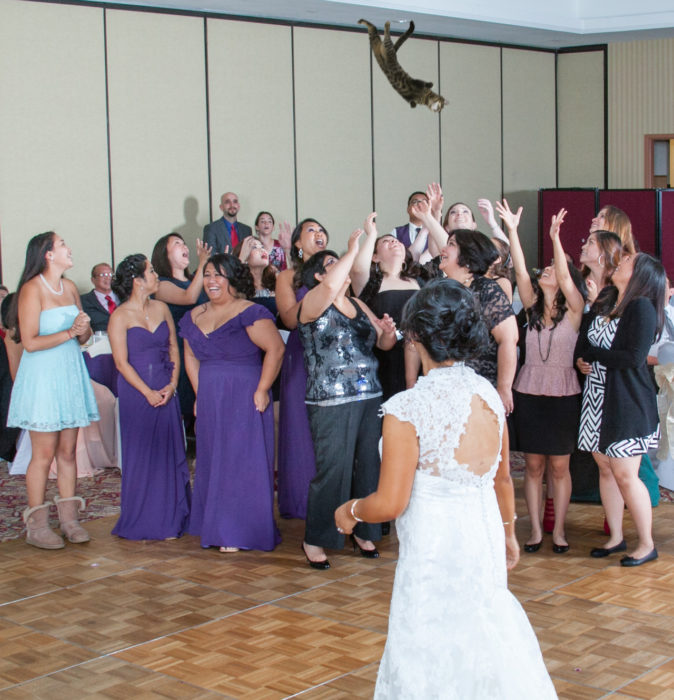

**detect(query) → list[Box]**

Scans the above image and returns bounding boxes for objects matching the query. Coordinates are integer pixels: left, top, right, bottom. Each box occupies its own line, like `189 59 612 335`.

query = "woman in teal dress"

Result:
8 232 99 550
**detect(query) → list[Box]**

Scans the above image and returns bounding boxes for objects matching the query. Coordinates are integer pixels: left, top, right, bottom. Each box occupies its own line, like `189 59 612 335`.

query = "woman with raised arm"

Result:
335 279 556 698
275 219 329 519
151 234 211 428
180 254 284 552
496 201 586 554
350 212 422 399
576 253 665 566
254 211 291 272
298 230 397 569
414 200 518 414
108 255 190 540
8 232 99 549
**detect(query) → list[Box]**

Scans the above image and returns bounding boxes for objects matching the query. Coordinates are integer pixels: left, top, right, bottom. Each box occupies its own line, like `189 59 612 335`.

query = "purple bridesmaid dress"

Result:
179 305 280 551
277 286 317 519
112 321 191 540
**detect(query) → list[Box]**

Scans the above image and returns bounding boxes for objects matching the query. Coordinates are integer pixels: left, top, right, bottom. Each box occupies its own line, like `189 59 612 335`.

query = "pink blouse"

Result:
513 314 580 397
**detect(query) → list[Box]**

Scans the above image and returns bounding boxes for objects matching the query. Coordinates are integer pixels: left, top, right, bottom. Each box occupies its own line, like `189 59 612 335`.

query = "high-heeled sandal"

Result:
301 542 330 570
350 534 379 558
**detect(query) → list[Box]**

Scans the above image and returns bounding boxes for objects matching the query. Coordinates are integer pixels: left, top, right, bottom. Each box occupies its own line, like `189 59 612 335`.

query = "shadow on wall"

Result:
173 196 205 262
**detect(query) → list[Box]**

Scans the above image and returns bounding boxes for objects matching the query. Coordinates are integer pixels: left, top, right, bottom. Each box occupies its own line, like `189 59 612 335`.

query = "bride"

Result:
335 279 557 699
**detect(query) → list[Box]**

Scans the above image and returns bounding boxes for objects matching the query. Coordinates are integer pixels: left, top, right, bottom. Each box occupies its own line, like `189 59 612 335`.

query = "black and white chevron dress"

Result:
578 316 659 457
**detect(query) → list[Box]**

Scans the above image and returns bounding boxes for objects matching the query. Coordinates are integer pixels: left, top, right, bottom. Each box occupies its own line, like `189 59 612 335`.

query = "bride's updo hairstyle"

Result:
112 254 148 303
400 279 488 362
206 253 255 299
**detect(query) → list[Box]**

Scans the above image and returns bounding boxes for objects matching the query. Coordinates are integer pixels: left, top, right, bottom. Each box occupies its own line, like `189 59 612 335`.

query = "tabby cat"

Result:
359 19 446 112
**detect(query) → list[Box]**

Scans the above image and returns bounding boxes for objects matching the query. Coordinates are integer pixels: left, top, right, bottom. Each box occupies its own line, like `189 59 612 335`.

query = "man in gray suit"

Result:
203 191 252 254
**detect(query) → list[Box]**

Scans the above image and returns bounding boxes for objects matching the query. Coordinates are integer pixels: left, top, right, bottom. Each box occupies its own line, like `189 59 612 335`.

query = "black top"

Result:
575 296 659 451
466 276 514 386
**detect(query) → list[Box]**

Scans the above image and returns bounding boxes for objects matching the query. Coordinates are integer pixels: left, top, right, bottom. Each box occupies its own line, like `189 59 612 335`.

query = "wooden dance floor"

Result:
1 488 674 699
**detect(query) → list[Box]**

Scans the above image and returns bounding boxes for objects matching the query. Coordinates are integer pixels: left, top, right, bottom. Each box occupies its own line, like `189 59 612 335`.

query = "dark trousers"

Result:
305 397 383 549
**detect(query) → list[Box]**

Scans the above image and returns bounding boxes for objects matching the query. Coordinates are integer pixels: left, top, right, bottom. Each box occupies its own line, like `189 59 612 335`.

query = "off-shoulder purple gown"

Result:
179 304 280 551
277 286 317 519
112 321 191 540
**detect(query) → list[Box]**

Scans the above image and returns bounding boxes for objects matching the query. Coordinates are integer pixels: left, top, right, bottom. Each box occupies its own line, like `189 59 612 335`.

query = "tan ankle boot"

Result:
54 495 90 543
23 503 65 549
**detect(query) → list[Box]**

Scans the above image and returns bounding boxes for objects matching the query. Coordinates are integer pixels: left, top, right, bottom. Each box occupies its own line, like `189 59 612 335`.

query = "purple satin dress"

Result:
112 321 191 540
180 305 280 551
277 286 317 519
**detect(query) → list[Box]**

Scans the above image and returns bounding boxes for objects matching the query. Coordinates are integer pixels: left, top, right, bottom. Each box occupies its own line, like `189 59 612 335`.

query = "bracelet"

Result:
502 514 518 526
67 328 74 339
350 499 364 522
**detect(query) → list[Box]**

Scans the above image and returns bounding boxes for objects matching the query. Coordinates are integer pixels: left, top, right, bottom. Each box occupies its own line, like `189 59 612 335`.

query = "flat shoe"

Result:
523 540 542 553
552 543 569 554
620 548 658 567
590 540 626 558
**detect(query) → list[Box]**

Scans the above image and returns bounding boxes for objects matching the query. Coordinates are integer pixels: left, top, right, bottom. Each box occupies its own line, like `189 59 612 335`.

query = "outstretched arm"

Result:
410 199 448 252
351 212 378 297
549 209 585 323
477 198 508 244
495 199 536 310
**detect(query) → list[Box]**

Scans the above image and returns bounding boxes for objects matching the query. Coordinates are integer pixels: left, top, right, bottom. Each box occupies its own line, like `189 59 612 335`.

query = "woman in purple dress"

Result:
275 219 329 519
108 254 191 540
180 254 285 552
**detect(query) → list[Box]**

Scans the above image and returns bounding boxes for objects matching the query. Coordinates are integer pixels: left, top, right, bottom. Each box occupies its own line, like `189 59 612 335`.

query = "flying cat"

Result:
358 19 446 112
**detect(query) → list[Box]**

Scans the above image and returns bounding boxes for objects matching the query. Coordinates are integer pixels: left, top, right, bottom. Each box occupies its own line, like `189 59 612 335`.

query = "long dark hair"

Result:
359 236 420 306
527 265 587 331
232 240 277 294
290 218 329 289
111 254 148 303
151 233 193 281
13 231 56 342
593 253 666 340
450 229 498 276
206 254 255 299
301 250 338 290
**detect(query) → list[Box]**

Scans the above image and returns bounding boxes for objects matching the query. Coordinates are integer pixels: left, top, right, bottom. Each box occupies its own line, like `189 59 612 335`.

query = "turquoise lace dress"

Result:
8 305 99 431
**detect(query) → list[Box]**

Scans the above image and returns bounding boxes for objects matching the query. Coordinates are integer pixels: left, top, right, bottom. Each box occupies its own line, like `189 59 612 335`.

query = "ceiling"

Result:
87 0 674 48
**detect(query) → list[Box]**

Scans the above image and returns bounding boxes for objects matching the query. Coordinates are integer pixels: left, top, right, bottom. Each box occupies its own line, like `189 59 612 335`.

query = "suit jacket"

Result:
81 289 112 332
203 218 252 254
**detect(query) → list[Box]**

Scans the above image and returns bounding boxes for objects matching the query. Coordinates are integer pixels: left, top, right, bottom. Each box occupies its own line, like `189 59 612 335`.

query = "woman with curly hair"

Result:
180 254 285 552
351 212 423 400
335 279 556 698
108 254 190 540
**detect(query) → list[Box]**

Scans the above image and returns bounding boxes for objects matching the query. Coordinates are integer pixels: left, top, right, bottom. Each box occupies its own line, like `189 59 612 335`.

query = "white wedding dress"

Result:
375 364 557 699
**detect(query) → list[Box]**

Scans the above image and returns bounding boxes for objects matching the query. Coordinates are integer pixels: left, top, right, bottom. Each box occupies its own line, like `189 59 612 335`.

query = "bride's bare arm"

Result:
494 428 520 570
335 414 418 531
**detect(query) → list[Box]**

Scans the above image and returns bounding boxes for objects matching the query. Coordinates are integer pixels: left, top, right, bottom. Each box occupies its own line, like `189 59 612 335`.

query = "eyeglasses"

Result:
95 272 113 278
409 199 427 206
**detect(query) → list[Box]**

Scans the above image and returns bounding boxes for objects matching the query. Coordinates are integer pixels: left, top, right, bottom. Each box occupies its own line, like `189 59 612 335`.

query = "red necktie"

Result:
230 223 239 248
105 295 116 314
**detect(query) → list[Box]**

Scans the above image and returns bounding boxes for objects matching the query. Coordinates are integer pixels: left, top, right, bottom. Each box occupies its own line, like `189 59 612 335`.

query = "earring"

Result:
374 262 380 274
598 254 605 267
401 261 408 272
298 248 303 259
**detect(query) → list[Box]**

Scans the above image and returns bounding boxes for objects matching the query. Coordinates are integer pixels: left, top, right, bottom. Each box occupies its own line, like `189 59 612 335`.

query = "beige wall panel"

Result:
294 28 372 252
440 42 502 220
557 51 605 187
207 20 294 232
106 10 209 265
608 38 674 188
372 34 441 235
502 49 556 264
0 0 109 290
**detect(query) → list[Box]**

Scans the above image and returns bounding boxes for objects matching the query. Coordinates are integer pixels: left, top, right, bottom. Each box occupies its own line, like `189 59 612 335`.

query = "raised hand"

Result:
196 238 212 266
375 312 397 337
494 199 523 233
409 197 432 223
347 228 364 255
426 182 444 219
585 278 598 304
278 221 292 250
549 208 567 241
477 198 498 229
364 212 378 238
238 236 257 262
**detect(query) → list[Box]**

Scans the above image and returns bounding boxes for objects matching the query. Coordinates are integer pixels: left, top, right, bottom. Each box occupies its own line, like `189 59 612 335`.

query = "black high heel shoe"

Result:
350 534 379 559
301 542 330 570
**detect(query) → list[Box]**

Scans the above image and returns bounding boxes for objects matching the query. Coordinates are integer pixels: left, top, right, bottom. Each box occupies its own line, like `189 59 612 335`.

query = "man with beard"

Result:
203 191 252 254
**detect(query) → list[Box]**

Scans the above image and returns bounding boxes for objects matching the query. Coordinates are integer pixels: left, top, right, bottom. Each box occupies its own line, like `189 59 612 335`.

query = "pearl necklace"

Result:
39 274 64 295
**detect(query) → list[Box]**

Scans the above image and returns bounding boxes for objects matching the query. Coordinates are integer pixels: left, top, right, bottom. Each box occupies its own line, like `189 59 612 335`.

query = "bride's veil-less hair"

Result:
400 279 487 362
